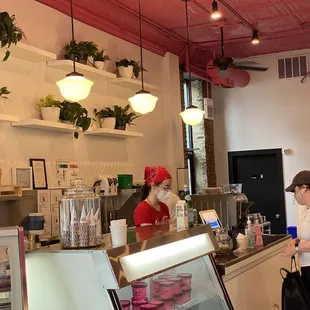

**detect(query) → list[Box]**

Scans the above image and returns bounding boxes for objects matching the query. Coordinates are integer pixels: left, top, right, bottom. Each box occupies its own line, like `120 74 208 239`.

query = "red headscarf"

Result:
144 166 172 187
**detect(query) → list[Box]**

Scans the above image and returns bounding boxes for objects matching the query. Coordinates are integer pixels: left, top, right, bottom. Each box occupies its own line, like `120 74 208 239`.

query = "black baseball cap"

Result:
285 170 310 192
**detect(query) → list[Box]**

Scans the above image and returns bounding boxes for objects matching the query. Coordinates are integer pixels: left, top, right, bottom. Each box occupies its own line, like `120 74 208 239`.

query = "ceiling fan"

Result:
208 26 269 73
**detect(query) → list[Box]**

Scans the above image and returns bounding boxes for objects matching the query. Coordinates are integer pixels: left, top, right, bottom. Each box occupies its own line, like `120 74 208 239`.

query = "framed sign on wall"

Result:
29 159 48 189
11 167 33 190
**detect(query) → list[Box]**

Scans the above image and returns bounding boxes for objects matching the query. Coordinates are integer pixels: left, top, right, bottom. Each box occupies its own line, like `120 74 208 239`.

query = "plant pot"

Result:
118 66 134 78
94 61 106 70
100 117 116 129
41 107 60 122
78 58 87 65
115 122 126 131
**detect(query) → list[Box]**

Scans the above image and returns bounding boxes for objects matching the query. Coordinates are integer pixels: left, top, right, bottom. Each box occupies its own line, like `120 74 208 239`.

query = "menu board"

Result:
0 246 11 310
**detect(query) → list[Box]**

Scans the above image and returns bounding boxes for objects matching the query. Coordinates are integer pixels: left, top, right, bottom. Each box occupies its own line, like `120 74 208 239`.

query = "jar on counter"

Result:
177 273 192 291
159 281 174 299
149 300 164 310
169 277 182 294
132 282 148 300
120 300 130 310
132 299 147 310
59 177 101 249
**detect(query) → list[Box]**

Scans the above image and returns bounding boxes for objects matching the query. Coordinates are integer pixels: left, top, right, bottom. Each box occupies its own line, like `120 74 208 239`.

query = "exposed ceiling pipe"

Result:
105 0 212 56
217 0 256 31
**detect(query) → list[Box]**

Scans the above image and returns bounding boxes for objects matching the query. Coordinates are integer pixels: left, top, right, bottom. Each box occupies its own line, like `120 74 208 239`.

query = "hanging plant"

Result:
0 87 10 100
0 12 25 61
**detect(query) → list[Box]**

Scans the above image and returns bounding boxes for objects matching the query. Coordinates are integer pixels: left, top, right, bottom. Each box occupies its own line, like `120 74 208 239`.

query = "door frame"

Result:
228 148 287 230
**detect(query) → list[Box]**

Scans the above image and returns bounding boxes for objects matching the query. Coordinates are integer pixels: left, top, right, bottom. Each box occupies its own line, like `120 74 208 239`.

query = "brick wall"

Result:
203 81 217 187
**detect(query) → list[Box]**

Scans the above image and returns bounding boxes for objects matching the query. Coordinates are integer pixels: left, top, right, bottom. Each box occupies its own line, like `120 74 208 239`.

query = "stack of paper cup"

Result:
110 219 127 247
236 233 248 251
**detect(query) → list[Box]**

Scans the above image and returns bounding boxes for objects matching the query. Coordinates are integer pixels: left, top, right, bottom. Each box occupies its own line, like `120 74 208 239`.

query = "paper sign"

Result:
253 225 264 246
37 190 51 213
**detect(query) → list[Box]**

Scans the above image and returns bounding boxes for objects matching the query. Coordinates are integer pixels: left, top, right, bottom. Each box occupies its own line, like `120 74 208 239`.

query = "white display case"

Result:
26 226 233 310
0 227 28 310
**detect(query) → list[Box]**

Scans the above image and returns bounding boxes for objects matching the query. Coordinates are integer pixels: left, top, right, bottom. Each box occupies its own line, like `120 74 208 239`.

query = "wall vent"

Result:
278 55 308 79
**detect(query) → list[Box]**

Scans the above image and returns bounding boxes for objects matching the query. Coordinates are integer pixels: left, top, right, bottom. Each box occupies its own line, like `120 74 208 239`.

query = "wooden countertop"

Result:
215 234 291 275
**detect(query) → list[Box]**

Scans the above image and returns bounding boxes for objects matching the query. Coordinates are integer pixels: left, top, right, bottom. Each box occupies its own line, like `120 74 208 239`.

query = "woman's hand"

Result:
283 245 297 257
288 238 299 247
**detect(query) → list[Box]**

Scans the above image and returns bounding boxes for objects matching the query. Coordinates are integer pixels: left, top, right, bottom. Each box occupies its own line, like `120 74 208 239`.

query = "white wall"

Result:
0 0 184 188
213 49 310 226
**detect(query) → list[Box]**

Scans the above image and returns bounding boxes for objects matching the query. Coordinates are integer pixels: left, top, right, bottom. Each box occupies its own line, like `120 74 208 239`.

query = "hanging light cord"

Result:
70 0 76 73
185 0 192 106
138 0 144 91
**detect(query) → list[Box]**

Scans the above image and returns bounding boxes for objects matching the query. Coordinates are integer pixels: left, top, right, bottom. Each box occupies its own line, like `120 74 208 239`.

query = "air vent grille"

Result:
278 55 307 79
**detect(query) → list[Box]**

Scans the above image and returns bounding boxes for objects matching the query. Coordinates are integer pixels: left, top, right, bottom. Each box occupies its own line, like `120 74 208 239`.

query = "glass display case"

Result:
26 226 233 310
0 227 27 310
116 256 231 309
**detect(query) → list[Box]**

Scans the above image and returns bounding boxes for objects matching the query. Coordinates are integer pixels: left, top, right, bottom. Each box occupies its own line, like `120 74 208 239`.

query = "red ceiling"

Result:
36 0 310 72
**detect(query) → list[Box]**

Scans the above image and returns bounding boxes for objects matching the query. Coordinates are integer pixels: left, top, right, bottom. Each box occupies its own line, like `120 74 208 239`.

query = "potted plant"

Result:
36 94 61 122
0 87 10 107
60 101 91 139
116 59 136 78
93 107 116 129
113 105 138 130
132 61 147 79
64 40 98 65
0 12 25 61
93 49 110 70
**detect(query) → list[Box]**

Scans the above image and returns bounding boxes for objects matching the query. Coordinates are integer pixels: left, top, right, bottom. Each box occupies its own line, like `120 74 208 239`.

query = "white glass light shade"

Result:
180 106 205 126
56 74 94 102
128 92 158 115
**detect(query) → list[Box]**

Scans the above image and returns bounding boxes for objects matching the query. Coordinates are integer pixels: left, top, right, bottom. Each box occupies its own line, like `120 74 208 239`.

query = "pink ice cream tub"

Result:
174 293 183 305
149 300 164 310
177 273 192 291
120 300 130 310
132 281 148 300
159 281 174 299
132 299 148 310
182 289 192 304
152 279 162 296
160 297 174 310
158 275 173 280
140 304 158 310
169 277 183 294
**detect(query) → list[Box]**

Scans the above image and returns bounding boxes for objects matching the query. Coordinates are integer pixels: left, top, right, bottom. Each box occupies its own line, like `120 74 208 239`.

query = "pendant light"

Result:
211 0 221 19
180 0 205 126
251 30 260 44
56 0 93 102
128 0 158 115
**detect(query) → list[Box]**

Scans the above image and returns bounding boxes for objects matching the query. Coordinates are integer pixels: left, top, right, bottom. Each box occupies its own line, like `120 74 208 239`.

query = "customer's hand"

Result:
282 245 297 257
288 238 299 247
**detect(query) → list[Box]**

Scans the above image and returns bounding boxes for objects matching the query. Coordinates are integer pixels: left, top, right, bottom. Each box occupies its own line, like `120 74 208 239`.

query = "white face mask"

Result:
157 190 171 203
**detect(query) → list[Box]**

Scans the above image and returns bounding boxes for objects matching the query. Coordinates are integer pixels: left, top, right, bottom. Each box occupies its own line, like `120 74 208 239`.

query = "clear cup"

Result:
110 225 128 247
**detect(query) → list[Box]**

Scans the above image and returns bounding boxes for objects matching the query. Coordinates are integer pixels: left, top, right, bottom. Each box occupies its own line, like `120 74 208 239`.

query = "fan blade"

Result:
234 61 259 66
232 65 268 72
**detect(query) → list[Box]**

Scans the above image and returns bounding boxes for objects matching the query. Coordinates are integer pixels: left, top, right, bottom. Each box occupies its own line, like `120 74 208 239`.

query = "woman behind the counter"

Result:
134 166 171 226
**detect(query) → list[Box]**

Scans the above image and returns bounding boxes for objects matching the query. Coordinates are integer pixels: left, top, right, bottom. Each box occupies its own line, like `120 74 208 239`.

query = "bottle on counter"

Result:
184 185 194 228
245 216 255 248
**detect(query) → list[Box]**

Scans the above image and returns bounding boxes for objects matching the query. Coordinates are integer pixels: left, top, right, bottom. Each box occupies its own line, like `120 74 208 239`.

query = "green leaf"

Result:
3 50 10 61
74 131 79 139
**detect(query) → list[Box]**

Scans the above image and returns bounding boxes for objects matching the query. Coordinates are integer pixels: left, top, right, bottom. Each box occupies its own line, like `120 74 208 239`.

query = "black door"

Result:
228 149 286 234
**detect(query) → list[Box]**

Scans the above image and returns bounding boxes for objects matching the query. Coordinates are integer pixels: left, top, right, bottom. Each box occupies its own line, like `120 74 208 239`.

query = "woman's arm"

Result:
298 240 310 252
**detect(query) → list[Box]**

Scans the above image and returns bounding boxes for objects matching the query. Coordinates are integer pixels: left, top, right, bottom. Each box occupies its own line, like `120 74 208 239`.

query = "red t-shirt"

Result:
134 200 170 226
